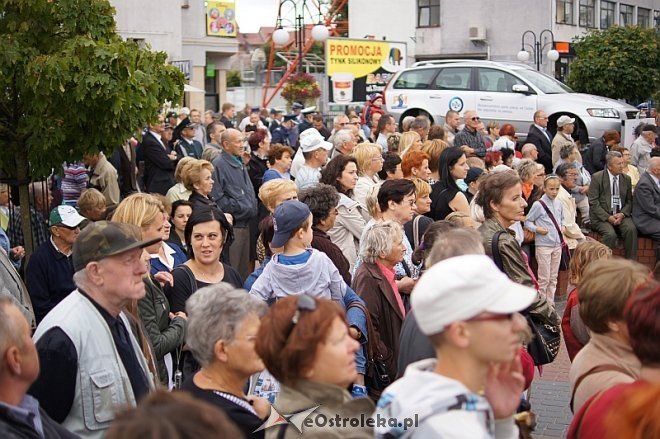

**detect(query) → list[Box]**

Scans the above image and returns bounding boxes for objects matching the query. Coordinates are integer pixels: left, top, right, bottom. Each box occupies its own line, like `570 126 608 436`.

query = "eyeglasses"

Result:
470 117 481 122
285 295 317 341
467 313 515 323
371 156 384 161
338 122 349 126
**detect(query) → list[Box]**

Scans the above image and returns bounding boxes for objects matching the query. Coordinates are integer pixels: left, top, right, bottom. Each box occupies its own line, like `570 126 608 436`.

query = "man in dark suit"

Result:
141 115 177 195
632 157 660 259
588 151 638 259
526 110 553 174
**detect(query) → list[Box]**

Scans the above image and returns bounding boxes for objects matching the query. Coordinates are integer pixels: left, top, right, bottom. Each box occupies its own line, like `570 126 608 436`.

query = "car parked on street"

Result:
384 60 639 144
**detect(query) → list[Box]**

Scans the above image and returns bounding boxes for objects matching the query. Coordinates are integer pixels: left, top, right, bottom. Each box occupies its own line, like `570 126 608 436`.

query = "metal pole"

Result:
296 14 303 73
535 39 541 71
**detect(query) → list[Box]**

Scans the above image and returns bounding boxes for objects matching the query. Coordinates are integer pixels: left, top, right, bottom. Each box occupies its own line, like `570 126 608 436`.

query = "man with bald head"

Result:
0 299 75 437
521 143 539 161
211 128 257 280
632 156 660 259
453 110 486 158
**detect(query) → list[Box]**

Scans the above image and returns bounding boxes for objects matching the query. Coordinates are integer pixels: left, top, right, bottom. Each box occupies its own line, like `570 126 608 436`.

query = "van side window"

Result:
393 69 437 89
433 67 472 91
477 68 524 92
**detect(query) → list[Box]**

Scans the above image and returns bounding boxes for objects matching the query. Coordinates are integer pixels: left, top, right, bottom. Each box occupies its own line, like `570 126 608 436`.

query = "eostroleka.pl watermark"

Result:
254 406 419 433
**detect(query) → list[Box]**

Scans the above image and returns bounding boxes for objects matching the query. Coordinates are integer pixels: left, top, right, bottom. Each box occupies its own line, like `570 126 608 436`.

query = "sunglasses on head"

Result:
284 294 317 341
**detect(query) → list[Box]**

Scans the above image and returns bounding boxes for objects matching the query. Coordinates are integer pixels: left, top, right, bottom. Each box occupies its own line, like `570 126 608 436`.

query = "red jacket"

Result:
562 287 588 361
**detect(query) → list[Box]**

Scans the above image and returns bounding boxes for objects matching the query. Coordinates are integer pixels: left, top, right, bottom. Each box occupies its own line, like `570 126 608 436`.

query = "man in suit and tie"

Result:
588 151 638 259
632 157 660 260
141 114 177 195
526 110 553 174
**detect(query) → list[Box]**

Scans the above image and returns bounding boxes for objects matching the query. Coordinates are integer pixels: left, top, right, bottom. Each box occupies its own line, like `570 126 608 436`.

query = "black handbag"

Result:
538 199 572 271
525 314 561 365
346 301 393 400
491 230 561 366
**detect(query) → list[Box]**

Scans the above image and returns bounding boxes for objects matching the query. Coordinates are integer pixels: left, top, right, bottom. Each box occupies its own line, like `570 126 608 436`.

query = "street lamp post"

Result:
516 29 560 72
272 0 329 73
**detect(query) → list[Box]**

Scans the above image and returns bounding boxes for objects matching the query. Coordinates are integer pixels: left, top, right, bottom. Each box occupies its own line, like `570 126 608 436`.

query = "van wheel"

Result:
401 110 434 125
549 114 589 146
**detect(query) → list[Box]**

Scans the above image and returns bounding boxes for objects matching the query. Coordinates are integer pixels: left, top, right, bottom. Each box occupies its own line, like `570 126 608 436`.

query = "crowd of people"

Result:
0 99 659 438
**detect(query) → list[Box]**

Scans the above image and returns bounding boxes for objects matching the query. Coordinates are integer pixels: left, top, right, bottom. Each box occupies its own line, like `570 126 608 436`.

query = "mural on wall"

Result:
206 0 237 37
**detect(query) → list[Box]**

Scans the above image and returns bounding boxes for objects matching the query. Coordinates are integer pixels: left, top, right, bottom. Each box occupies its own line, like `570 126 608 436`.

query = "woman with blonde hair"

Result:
404 177 433 249
254 178 298 263
398 131 422 158
421 139 448 183
562 241 612 361
352 142 383 221
166 156 196 204
182 159 216 211
113 193 187 387
113 193 187 275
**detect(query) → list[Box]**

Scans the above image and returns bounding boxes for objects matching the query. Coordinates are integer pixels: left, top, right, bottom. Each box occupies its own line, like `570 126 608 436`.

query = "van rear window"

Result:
393 69 436 89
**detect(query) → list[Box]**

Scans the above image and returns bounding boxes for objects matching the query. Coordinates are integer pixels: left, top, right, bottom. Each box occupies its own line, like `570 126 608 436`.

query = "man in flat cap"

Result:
29 222 158 438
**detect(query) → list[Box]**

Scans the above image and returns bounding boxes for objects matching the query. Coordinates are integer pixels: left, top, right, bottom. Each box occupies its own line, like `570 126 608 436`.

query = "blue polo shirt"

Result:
25 238 76 324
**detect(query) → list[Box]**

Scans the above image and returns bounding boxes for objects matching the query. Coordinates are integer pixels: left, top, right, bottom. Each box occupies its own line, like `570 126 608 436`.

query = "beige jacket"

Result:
327 193 365 271
569 332 640 412
551 133 575 166
556 186 585 249
268 380 374 438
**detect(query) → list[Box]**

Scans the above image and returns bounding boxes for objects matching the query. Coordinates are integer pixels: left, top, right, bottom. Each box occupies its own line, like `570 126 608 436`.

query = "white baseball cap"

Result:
299 127 323 141
49 205 86 228
300 135 333 153
412 255 536 335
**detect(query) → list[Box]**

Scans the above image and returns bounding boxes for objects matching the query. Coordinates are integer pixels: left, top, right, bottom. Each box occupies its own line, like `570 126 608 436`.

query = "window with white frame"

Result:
619 4 634 26
637 8 650 28
557 0 575 24
600 1 616 28
418 0 440 27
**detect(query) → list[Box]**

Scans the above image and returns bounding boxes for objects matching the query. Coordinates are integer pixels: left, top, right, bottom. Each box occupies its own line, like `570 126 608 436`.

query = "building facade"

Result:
111 0 239 112
349 0 659 79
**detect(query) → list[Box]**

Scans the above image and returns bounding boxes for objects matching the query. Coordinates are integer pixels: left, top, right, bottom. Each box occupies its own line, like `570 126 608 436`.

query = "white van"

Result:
384 60 639 144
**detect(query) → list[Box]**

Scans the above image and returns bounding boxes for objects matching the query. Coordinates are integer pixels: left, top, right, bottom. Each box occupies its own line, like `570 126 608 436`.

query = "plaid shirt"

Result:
453 127 487 158
8 206 49 248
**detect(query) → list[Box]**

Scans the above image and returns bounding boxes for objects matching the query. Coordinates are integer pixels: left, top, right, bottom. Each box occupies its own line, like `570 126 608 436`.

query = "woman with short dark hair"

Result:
476 170 559 327
299 183 352 284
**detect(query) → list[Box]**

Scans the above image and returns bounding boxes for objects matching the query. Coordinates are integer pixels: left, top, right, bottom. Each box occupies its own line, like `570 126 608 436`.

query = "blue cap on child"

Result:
271 200 311 248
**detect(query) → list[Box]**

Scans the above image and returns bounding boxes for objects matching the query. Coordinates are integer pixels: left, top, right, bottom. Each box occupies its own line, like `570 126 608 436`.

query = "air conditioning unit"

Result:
469 26 487 41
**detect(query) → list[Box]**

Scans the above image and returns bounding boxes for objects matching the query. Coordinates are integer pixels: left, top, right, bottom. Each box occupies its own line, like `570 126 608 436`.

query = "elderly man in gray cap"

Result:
28 221 159 438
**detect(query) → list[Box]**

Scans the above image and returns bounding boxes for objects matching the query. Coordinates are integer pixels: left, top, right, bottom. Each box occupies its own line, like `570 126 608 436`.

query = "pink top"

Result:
376 261 405 317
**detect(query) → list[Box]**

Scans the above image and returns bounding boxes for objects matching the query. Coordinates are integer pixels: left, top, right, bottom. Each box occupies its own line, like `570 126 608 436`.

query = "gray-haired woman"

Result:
351 221 406 381
180 283 270 439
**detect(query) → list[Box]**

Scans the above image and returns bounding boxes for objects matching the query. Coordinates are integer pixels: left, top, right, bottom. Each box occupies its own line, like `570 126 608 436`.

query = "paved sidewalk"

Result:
529 301 573 438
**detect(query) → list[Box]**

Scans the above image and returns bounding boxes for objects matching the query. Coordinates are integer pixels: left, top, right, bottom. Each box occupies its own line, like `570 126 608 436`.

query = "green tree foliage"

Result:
567 26 659 103
227 70 241 87
0 0 183 254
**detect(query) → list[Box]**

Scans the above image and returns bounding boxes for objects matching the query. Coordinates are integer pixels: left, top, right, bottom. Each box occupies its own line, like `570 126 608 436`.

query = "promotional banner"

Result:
326 38 407 104
206 1 237 37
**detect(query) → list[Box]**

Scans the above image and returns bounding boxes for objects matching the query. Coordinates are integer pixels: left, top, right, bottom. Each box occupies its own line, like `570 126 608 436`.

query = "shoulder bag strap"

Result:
570 364 634 412
346 301 375 360
538 200 566 246
413 215 422 249
491 230 505 273
176 264 197 294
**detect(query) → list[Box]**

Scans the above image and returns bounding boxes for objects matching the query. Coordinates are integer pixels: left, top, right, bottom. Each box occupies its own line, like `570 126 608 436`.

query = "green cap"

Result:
72 221 161 272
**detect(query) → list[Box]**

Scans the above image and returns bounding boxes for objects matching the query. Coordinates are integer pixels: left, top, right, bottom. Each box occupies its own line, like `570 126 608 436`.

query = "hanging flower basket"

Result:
281 72 321 109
